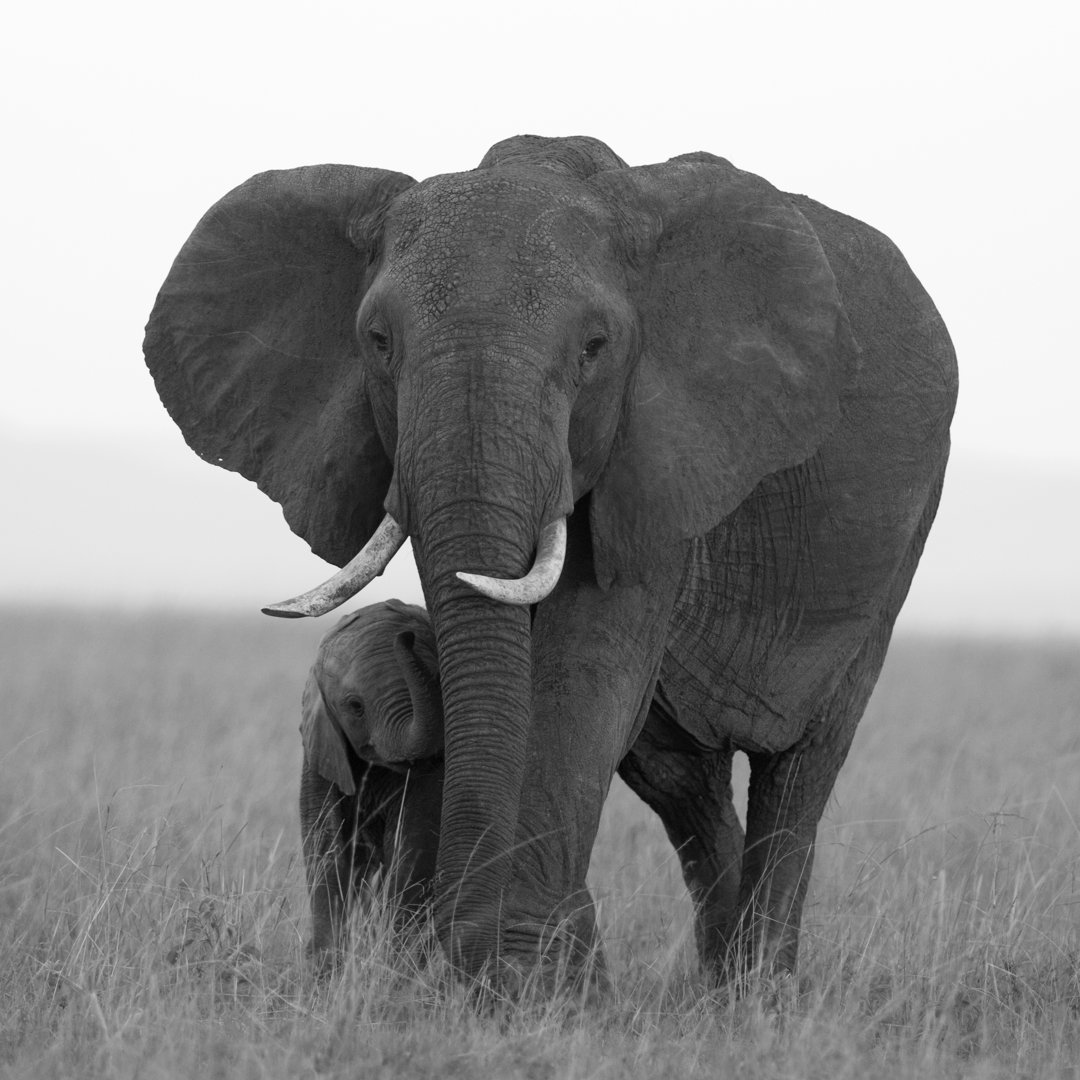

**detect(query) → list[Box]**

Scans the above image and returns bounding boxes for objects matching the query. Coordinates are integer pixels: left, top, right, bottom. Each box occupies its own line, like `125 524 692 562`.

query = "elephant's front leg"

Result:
299 758 380 964
501 516 682 980
299 760 352 960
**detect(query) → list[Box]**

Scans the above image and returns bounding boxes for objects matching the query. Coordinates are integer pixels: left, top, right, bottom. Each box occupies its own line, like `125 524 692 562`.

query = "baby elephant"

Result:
299 599 444 961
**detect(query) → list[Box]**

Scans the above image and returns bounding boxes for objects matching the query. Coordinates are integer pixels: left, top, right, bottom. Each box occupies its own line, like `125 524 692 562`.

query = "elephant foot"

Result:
444 918 609 1010
501 911 609 1002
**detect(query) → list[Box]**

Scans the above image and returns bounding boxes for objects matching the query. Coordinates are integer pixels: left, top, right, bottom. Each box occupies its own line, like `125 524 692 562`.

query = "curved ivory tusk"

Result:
262 515 406 618
456 517 567 606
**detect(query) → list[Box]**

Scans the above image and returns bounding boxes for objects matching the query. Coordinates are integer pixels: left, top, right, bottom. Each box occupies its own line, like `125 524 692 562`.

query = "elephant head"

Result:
301 599 443 780
299 600 444 959
144 135 859 979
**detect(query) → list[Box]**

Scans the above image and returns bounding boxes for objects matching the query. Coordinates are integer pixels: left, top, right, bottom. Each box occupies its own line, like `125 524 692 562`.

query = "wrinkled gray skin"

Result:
145 135 958 989
300 600 444 958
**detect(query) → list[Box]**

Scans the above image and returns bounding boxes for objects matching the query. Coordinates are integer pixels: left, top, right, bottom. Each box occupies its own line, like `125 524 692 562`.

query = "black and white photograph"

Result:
2 1 1077 1075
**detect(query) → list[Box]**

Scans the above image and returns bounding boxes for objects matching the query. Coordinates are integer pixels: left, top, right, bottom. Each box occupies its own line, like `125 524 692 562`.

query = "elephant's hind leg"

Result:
618 692 744 983
734 480 947 979
735 623 896 979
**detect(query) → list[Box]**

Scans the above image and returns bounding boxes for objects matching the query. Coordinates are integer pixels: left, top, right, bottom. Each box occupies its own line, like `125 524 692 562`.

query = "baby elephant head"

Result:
302 599 443 786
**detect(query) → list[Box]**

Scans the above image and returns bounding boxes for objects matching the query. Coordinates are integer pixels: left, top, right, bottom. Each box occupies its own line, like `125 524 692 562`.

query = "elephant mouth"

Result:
404 754 444 776
364 753 443 777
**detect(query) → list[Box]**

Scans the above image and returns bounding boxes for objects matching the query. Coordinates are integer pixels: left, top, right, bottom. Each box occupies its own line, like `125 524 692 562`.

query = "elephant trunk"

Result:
409 486 552 973
423 577 533 973
395 349 573 976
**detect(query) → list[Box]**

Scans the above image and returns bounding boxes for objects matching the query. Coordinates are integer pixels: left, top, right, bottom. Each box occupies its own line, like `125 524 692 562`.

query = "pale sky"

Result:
2 0 1077 632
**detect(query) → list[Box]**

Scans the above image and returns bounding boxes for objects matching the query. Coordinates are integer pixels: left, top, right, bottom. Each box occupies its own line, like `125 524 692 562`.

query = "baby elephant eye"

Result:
344 696 366 718
580 335 607 363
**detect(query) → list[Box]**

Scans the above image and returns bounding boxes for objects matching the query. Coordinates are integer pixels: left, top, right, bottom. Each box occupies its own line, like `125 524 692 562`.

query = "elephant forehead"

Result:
320 620 399 693
390 169 607 245
382 172 612 313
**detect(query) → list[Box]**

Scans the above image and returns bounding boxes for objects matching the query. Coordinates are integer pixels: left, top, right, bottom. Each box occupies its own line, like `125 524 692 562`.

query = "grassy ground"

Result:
1 607 1078 1078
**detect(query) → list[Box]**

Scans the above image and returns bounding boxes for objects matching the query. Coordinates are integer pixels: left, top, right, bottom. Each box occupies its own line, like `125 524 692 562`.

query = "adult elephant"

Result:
144 135 957 987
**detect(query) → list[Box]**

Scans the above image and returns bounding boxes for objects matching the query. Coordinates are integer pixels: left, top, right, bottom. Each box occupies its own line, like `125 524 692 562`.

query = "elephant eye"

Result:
368 330 391 356
581 335 607 363
344 696 366 718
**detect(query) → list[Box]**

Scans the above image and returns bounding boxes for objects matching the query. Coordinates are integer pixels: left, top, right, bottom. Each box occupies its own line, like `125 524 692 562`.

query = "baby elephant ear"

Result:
144 165 415 567
589 156 859 586
300 669 356 796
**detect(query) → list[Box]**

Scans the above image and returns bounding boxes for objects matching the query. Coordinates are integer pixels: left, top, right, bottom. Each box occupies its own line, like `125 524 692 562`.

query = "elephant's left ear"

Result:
588 156 860 586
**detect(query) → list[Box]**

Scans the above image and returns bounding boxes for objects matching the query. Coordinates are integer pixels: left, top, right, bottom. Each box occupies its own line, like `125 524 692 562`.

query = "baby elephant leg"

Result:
299 756 381 961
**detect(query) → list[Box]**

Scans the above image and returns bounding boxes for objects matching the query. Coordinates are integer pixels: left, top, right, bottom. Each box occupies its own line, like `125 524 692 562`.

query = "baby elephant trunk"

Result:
393 628 444 761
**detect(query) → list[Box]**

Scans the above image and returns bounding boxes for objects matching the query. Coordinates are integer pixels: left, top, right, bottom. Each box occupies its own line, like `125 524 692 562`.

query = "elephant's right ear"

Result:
300 668 356 796
144 165 416 567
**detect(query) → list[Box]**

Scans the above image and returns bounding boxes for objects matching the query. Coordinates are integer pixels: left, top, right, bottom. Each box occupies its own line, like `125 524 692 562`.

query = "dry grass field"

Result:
2 607 1079 1078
